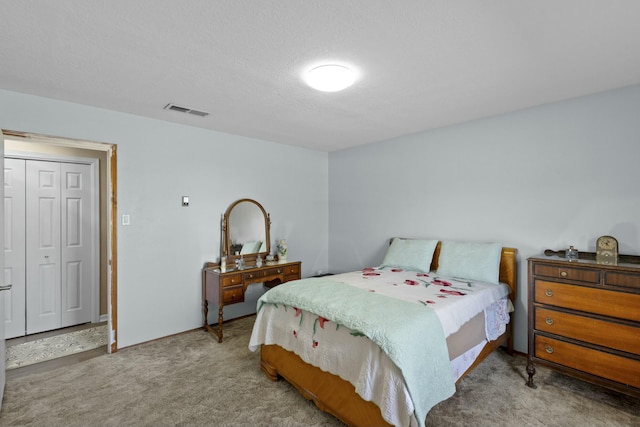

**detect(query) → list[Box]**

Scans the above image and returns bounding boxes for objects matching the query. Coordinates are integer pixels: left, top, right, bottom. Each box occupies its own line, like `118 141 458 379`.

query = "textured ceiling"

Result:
2 1 640 151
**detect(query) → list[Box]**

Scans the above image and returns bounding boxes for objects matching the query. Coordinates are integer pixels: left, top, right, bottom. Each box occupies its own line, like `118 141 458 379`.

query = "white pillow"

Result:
436 241 502 284
381 238 439 273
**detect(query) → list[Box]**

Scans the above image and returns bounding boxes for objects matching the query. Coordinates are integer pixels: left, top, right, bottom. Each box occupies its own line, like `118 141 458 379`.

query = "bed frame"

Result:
259 244 518 427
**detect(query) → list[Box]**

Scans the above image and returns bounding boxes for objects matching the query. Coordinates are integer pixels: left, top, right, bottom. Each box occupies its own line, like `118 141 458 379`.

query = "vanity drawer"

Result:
533 263 600 284
263 267 284 276
534 280 640 322
535 307 640 355
223 286 244 304
534 334 640 389
284 264 301 281
220 274 243 287
243 270 266 281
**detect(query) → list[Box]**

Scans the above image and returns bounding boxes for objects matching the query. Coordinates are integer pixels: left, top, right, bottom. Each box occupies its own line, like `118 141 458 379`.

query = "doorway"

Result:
2 130 118 353
4 156 98 338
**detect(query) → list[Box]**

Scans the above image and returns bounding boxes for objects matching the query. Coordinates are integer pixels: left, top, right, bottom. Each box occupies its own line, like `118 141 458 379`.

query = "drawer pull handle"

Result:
560 271 568 277
545 289 553 297
545 346 554 354
545 317 554 325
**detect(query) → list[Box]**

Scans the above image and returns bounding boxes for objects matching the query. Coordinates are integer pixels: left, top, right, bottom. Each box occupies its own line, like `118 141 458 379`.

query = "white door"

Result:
1 129 8 409
3 158 26 338
26 160 62 334
60 162 93 327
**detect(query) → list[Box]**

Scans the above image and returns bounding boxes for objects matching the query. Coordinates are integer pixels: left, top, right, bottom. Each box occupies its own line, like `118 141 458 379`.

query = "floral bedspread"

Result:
327 266 510 337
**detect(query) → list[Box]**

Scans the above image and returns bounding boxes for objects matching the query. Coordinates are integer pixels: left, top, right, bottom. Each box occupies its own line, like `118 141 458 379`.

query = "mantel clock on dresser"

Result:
596 235 618 265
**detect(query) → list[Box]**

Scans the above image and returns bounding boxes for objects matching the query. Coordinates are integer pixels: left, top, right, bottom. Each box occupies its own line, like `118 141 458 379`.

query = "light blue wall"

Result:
328 84 640 353
4 84 639 354
0 90 329 348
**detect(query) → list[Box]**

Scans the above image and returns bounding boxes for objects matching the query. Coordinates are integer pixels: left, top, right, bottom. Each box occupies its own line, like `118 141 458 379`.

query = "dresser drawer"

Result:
533 263 600 284
534 335 640 389
223 286 244 304
534 280 640 322
220 274 243 287
604 270 640 290
535 307 640 355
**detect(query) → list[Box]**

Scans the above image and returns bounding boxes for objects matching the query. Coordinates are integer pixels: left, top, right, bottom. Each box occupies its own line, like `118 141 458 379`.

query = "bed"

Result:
249 239 518 427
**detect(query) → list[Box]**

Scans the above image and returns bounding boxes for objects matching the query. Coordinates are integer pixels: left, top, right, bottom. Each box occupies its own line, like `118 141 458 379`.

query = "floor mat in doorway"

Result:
6 325 108 370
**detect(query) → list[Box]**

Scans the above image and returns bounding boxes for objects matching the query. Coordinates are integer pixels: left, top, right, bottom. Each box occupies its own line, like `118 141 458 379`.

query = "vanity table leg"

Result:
203 298 224 343
203 299 209 330
217 306 224 343
203 268 224 342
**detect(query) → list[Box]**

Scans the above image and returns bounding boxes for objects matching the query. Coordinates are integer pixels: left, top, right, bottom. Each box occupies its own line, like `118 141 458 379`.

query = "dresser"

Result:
202 261 301 342
526 256 640 397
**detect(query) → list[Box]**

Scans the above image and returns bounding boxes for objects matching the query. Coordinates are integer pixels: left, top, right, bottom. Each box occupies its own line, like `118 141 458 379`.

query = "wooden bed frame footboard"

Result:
260 245 518 427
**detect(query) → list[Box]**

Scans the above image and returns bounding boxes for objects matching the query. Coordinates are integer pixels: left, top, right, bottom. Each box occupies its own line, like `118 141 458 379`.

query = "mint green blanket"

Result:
258 277 456 425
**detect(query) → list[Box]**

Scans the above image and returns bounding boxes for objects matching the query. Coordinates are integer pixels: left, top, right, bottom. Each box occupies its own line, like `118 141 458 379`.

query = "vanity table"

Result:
202 198 302 342
202 261 301 342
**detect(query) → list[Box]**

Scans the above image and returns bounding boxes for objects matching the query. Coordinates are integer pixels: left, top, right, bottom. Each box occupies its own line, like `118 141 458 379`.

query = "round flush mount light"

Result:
305 64 357 92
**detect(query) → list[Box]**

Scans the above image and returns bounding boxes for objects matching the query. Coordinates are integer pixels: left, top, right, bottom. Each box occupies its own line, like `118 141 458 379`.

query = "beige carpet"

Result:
0 315 638 427
5 325 108 370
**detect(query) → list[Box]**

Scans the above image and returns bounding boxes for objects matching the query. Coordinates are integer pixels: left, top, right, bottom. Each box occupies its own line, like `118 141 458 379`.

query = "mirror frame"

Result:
221 198 271 265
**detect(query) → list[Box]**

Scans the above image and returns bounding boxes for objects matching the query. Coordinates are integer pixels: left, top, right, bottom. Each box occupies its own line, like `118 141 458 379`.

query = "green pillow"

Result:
240 241 262 255
381 238 439 273
436 241 502 284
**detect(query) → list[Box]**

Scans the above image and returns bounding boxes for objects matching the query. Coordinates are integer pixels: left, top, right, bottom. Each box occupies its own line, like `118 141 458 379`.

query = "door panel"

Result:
3 158 26 338
26 160 61 334
61 163 93 327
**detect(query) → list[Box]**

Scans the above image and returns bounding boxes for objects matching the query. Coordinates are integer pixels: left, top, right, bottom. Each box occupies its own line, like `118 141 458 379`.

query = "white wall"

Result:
0 90 329 348
328 84 640 353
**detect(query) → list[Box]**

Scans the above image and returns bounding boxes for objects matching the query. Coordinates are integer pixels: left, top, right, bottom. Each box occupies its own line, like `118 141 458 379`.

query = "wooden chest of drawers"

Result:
203 261 302 342
527 257 640 397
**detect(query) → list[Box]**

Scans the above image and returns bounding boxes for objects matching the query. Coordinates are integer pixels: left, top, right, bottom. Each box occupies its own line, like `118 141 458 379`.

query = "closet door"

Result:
25 160 61 334
0 129 6 409
60 162 93 327
3 159 26 339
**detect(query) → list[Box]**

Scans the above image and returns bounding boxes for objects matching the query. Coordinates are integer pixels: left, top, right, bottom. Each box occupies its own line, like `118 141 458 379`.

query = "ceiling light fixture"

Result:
305 64 356 92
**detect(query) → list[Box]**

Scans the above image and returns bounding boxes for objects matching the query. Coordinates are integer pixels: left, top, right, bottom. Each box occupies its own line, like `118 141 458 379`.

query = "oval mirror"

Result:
221 199 270 263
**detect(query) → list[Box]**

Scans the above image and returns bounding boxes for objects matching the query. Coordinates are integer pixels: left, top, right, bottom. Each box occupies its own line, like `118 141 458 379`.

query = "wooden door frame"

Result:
2 130 118 353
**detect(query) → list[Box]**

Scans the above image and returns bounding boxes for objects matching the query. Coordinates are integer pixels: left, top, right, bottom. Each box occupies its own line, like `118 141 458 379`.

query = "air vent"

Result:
164 103 210 117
